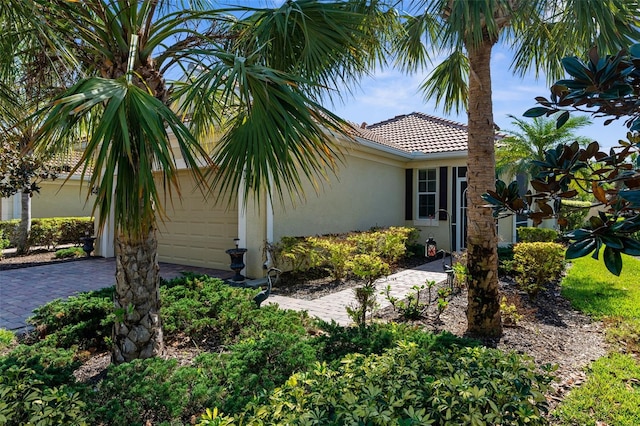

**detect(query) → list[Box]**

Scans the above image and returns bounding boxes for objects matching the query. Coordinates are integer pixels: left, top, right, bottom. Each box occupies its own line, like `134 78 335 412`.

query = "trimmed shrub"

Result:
0 217 93 249
205 342 554 425
0 230 9 258
308 237 354 281
517 226 559 243
513 242 565 297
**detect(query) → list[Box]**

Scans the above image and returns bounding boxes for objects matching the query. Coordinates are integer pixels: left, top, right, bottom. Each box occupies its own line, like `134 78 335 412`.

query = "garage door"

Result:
155 170 238 270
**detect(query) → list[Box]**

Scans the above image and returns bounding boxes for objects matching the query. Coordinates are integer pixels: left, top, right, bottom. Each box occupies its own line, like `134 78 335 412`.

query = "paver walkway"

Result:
0 257 448 331
267 262 448 325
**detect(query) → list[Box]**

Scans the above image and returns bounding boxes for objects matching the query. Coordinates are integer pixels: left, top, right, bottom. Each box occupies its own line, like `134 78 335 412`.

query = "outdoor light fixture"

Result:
426 236 437 259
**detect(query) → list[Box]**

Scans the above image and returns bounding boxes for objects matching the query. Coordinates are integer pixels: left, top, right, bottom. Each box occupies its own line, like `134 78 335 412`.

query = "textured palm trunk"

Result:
465 40 502 337
112 228 163 363
15 191 31 254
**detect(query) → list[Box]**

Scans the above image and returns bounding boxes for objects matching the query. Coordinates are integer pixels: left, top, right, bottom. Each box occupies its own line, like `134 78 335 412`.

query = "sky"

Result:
327 44 630 149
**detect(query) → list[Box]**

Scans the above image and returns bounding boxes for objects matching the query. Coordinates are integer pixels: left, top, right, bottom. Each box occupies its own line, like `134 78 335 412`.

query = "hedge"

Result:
0 217 94 249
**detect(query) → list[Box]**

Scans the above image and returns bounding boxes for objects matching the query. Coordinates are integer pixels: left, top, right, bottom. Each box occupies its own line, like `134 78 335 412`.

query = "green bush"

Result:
0 365 88 426
558 199 592 231
513 242 566 297
0 217 93 249
88 356 224 426
207 342 554 425
221 331 318 413
0 329 15 349
0 230 9 258
498 244 515 276
54 246 85 259
161 274 312 346
0 344 79 387
517 226 559 243
308 237 354 281
27 287 114 351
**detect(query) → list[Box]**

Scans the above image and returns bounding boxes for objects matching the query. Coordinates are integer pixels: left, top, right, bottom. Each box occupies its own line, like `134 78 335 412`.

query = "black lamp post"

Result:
226 238 247 282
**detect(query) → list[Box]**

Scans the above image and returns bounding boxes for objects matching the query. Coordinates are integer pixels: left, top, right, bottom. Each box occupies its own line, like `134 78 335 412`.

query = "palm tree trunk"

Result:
465 39 502 337
112 227 164 363
15 190 31 254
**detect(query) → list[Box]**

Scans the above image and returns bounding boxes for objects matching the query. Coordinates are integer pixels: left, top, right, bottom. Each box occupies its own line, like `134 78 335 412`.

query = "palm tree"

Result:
396 0 640 336
9 0 390 363
497 114 592 185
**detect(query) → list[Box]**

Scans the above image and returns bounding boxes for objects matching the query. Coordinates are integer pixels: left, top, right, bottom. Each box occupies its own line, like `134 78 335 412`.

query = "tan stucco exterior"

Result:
1 176 94 220
271 151 406 241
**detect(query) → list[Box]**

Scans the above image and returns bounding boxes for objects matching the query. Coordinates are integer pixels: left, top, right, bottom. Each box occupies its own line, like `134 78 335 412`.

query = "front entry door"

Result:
456 177 468 250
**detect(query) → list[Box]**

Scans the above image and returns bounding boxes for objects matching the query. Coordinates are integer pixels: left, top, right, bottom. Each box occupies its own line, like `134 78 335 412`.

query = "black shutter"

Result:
439 167 448 220
405 169 413 220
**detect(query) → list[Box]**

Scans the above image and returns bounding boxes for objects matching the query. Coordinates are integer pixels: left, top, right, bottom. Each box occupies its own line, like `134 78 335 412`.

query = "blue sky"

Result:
328 45 630 149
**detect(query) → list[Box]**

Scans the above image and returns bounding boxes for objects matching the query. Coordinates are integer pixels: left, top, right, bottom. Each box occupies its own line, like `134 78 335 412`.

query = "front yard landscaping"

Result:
0 229 637 424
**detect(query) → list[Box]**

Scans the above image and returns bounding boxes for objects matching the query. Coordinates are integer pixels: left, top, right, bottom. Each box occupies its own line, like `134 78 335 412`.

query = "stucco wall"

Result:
272 151 406 241
24 177 93 219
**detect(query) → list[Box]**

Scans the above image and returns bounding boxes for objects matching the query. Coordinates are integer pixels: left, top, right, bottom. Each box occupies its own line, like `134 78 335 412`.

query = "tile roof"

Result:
363 112 470 154
47 150 92 176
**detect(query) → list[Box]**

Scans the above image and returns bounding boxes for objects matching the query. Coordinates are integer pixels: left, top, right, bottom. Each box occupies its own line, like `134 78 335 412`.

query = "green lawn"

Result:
562 253 640 319
555 253 640 426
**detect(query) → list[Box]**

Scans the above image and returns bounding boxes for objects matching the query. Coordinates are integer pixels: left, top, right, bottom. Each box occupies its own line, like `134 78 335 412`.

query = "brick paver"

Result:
0 258 233 331
267 262 449 326
0 257 448 331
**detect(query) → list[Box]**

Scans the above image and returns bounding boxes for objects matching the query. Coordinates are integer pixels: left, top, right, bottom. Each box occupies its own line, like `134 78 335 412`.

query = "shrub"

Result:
517 226 559 243
27 287 114 351
161 274 312 346
54 246 85 259
308 237 353 281
498 244 515 276
0 329 15 349
0 217 93 249
346 254 390 326
0 344 79 387
501 295 524 327
384 280 440 321
0 230 9 259
0 365 88 426
221 331 318 413
206 342 554 425
513 242 565 297
88 357 224 426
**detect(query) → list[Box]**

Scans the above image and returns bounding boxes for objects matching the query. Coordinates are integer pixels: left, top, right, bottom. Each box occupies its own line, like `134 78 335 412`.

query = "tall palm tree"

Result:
497 114 592 185
9 0 391 363
396 0 640 336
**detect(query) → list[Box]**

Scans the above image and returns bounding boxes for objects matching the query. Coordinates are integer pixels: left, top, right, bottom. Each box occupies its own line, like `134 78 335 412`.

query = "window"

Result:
418 168 437 219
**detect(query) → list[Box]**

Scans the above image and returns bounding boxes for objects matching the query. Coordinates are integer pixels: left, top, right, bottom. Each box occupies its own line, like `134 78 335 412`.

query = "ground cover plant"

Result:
0 273 557 425
553 253 640 425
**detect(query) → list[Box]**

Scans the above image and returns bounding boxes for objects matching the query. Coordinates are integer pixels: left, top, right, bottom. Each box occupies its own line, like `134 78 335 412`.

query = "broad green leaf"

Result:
566 238 597 259
603 246 623 276
523 107 552 118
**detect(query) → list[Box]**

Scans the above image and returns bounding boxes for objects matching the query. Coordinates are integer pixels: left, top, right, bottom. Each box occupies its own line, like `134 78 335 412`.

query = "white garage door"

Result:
155 170 238 270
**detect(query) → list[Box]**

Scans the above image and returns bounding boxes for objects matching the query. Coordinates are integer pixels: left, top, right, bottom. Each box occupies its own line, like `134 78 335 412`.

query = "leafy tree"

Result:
485 44 640 276
394 0 639 336
0 2 75 254
497 114 592 186
8 0 390 363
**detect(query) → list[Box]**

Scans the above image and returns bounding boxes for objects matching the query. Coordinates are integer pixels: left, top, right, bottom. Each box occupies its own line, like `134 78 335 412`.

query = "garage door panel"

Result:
155 171 237 270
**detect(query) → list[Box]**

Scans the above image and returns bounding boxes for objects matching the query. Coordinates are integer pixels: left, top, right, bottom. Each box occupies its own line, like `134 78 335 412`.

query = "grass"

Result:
561 253 640 319
554 353 640 426
555 253 640 425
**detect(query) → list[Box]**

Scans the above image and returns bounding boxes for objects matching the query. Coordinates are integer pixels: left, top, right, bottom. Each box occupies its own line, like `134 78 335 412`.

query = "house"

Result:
95 112 516 278
0 152 94 221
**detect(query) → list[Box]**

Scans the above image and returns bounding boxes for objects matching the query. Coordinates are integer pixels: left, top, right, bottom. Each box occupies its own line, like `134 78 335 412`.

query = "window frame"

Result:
417 168 438 220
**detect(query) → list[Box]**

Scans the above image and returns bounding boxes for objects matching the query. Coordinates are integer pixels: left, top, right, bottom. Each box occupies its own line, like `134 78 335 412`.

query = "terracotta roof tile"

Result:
365 112 470 154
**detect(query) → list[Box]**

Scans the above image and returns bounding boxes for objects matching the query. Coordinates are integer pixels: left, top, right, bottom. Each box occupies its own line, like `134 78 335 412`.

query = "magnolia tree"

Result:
484 45 640 276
